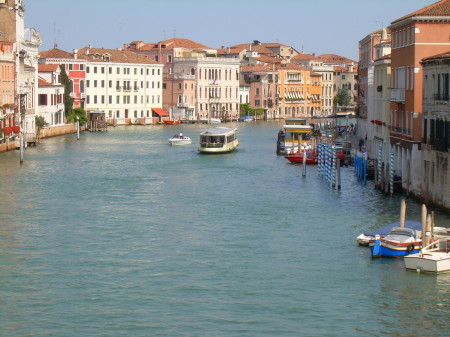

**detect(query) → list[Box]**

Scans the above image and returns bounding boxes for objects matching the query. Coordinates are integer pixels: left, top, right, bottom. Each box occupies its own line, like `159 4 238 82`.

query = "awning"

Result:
152 108 169 117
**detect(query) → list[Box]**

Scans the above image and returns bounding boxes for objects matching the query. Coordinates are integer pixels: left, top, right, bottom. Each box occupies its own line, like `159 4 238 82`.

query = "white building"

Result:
419 51 450 210
173 57 241 121
78 47 164 125
37 64 64 126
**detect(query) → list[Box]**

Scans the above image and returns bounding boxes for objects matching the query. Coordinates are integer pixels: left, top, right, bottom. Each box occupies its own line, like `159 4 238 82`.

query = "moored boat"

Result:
285 151 319 164
198 127 238 154
370 227 422 258
404 238 450 273
163 120 181 125
276 119 313 155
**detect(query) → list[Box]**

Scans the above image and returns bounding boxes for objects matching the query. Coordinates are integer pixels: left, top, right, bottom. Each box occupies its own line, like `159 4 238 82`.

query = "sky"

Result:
25 0 434 61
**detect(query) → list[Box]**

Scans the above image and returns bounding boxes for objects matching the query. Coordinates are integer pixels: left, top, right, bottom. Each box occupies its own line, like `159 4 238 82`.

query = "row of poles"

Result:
317 142 341 190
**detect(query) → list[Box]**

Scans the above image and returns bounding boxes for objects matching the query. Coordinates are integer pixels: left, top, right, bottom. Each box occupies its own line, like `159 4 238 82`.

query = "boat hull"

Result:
285 151 318 164
169 138 192 146
370 239 421 257
198 140 239 154
404 253 450 273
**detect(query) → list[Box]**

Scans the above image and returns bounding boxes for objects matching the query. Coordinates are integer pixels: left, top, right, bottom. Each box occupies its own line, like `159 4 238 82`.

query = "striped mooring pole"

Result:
390 150 395 195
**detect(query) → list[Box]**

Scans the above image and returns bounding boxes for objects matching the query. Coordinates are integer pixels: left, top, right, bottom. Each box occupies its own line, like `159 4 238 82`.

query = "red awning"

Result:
152 108 169 117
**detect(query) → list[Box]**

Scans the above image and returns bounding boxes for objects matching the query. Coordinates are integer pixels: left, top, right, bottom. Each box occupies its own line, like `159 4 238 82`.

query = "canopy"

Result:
363 221 422 237
152 108 169 116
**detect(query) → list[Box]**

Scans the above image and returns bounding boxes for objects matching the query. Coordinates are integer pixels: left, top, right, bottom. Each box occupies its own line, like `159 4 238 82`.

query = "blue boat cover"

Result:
364 221 422 237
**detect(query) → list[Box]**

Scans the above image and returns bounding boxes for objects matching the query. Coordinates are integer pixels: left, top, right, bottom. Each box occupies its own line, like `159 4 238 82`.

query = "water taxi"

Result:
168 133 192 146
198 127 238 154
276 118 313 155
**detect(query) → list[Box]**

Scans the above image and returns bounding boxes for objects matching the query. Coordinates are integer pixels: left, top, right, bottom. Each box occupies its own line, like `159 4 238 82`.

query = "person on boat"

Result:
179 132 183 139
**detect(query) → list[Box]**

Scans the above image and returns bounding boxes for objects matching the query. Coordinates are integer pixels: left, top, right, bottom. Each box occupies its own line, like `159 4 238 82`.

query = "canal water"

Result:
1 122 449 337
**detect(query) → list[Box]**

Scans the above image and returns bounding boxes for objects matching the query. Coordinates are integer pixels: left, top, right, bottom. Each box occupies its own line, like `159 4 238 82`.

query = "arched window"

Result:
69 80 74 93
80 80 85 93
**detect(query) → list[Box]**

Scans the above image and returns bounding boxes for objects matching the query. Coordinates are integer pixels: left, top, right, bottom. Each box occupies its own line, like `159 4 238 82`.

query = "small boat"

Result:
168 133 192 146
370 227 422 258
285 151 319 164
198 127 238 154
276 119 313 155
404 238 450 273
163 120 181 125
210 118 222 123
239 116 254 122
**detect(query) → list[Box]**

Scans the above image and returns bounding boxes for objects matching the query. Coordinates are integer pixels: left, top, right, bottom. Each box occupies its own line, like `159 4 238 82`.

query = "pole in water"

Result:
302 150 306 177
400 198 406 228
337 158 341 190
20 131 24 164
77 116 80 140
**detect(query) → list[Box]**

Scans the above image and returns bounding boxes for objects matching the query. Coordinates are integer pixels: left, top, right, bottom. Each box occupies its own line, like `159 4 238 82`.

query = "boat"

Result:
357 221 447 246
163 120 181 125
357 221 423 246
370 226 422 258
198 127 238 154
168 133 192 146
210 118 222 123
285 150 319 164
404 238 450 273
239 116 254 122
276 119 313 155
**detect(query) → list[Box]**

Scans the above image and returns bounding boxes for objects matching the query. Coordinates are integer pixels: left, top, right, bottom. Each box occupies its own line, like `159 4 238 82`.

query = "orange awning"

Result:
152 108 169 116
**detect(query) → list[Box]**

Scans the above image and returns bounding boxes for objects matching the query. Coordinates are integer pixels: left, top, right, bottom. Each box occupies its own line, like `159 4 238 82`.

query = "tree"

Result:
35 115 48 138
66 107 88 125
239 103 252 117
334 88 351 107
60 65 74 117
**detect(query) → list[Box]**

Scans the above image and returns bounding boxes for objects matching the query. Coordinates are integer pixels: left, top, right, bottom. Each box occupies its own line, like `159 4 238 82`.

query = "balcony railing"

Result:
391 88 405 102
429 138 449 152
390 125 412 136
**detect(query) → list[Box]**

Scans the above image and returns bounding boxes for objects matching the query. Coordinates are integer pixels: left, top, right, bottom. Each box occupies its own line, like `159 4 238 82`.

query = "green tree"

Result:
35 115 48 138
239 103 252 117
334 88 351 107
60 65 74 117
67 107 88 125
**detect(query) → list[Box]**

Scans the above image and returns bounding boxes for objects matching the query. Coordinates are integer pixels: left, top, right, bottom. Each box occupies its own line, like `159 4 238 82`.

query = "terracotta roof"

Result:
318 53 356 65
251 55 282 64
292 53 323 61
38 64 59 72
228 43 275 55
374 54 392 61
39 48 74 59
422 50 450 61
38 77 53 86
136 38 212 51
392 0 450 24
77 47 158 64
261 42 289 48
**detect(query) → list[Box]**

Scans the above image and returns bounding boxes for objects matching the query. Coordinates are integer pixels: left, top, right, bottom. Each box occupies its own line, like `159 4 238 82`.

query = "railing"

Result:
429 138 449 152
200 142 224 148
390 126 412 136
391 88 405 102
177 103 189 108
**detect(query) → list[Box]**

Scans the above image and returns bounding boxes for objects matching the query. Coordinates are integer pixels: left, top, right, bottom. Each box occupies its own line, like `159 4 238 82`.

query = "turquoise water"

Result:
1 122 449 337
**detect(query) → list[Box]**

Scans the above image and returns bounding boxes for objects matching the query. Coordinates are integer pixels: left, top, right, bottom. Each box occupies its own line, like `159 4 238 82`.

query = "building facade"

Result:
388 0 450 195
420 51 449 209
78 47 163 125
37 64 64 126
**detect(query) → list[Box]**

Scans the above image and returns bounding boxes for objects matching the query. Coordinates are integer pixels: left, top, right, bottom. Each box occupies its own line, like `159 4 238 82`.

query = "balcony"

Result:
429 138 449 152
391 88 405 102
177 102 189 108
433 93 449 104
209 97 221 103
116 86 122 91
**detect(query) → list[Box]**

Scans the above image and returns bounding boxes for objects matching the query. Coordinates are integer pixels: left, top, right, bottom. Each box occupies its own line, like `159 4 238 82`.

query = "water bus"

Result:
198 127 239 154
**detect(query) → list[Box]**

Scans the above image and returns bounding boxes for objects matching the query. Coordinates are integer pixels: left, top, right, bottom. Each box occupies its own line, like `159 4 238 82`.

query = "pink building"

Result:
39 48 87 109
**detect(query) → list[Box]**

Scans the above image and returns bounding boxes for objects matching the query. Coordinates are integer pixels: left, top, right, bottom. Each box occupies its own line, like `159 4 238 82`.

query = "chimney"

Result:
123 43 127 51
73 49 78 59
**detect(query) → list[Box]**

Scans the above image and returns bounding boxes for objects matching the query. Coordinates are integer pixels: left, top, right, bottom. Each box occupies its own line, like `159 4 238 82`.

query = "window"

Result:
87 95 90 104
168 55 172 63
94 80 97 88
101 80 105 88
94 95 97 104
101 95 105 104
109 67 112 74
109 80 112 88
80 64 84 71
109 95 112 104
80 80 85 93
117 67 120 74
101 67 105 74
94 67 97 74
87 80 90 88
116 96 120 104
68 64 73 70
38 94 47 106
86 66 90 73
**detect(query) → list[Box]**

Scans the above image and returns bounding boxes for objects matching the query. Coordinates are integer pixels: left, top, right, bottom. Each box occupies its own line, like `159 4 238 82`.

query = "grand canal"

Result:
1 121 449 336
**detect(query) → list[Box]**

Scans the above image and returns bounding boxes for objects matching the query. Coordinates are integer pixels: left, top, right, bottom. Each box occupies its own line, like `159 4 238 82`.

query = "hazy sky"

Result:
25 0 433 61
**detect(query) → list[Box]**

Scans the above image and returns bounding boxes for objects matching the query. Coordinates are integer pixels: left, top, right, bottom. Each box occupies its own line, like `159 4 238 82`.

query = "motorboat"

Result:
198 127 238 154
168 133 192 146
163 120 181 125
285 151 319 164
404 238 450 273
357 221 446 246
370 227 422 258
